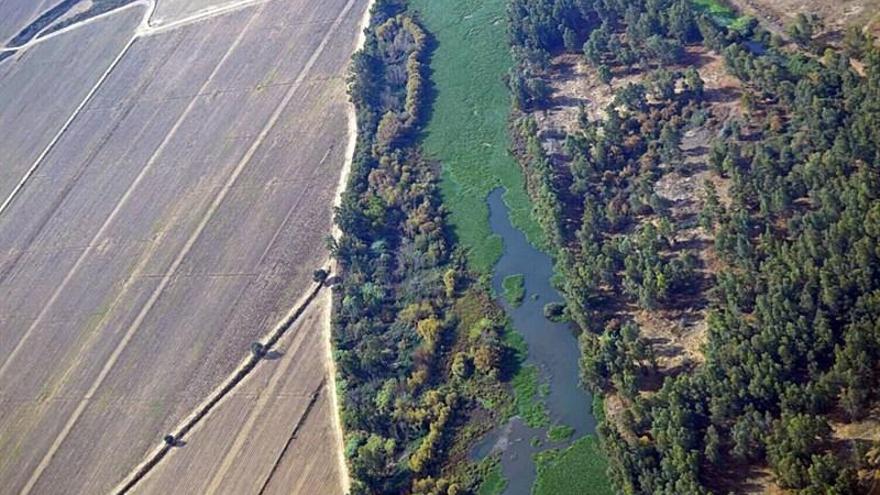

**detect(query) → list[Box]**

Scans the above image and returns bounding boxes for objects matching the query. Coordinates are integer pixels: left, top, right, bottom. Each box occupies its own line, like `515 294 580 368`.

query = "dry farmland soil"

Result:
0 0 368 493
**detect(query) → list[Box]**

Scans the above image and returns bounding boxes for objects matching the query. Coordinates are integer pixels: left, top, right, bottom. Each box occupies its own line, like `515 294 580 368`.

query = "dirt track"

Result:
0 0 367 493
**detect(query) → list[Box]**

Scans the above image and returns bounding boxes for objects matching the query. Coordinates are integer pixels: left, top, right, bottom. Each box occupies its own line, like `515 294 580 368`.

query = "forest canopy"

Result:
506 0 880 493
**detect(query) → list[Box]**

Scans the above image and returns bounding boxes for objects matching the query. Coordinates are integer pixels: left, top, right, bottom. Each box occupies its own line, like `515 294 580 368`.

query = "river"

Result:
471 188 597 494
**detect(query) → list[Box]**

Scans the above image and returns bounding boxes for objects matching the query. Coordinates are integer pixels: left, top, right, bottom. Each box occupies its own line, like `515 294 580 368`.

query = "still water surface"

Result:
471 188 597 494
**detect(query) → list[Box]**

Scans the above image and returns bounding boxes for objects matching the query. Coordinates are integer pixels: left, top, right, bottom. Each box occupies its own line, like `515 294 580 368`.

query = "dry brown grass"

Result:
831 405 880 489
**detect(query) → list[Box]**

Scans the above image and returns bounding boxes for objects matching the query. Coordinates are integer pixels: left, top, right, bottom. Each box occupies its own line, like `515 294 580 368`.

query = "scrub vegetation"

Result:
476 462 507 495
501 273 526 307
546 423 575 442
511 364 550 428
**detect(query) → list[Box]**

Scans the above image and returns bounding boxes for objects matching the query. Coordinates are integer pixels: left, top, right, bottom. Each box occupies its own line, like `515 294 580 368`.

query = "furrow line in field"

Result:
255 380 325 495
0 25 184 289
150 0 372 488
0 0 262 387
199 293 319 494
12 4 269 492
0 0 268 225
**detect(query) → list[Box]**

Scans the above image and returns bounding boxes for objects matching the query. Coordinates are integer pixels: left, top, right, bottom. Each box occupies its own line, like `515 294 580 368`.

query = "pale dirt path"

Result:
164 1 373 490
0 0 149 54
0 0 263 386
128 1 373 490
139 0 269 36
113 280 330 495
324 2 374 492
0 0 269 53
0 1 149 219
0 0 288 389
173 2 373 490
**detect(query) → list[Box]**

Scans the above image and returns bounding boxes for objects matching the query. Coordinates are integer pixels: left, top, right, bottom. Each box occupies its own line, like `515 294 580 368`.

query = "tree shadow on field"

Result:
412 12 439 145
265 350 284 361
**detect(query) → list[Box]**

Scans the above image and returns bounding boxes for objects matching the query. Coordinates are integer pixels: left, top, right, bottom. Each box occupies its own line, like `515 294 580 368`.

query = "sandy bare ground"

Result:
536 46 741 379
0 0 367 492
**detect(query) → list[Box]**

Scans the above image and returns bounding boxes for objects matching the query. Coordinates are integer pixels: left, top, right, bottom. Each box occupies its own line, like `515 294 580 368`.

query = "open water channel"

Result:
471 188 597 494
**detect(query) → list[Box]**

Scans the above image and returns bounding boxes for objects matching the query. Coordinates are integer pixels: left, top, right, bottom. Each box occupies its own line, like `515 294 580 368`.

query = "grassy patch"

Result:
477 462 507 495
502 322 527 361
502 274 525 307
690 0 751 30
546 423 575 442
543 302 568 322
409 0 544 272
691 0 736 20
500 323 548 426
533 436 613 495
592 393 607 424
512 365 550 427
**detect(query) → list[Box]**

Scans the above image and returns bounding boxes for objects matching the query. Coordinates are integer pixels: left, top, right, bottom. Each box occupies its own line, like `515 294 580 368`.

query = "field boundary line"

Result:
0 25 185 290
255 380 325 495
165 0 374 478
0 30 145 382
199 295 319 494
0 0 150 54
0 0 267 54
0 0 267 219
